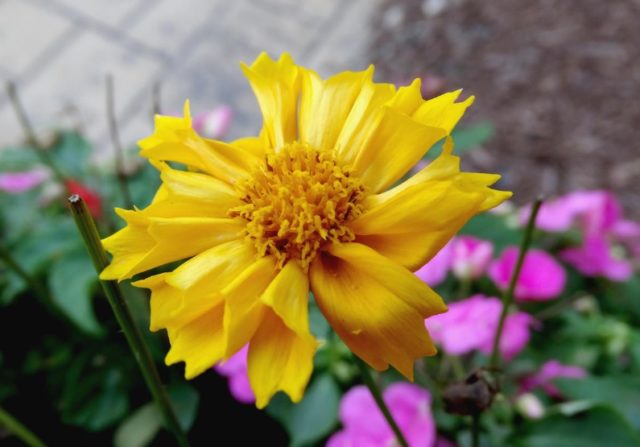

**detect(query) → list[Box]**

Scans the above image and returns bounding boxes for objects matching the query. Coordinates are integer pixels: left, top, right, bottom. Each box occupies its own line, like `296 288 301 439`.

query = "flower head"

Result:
489 247 566 302
520 360 587 398
560 236 632 281
100 53 510 407
327 383 436 447
451 236 493 280
0 169 48 193
427 294 535 360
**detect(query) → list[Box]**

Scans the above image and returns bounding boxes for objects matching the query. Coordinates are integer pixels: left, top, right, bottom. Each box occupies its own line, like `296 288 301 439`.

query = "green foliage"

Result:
514 406 640 447
267 373 340 447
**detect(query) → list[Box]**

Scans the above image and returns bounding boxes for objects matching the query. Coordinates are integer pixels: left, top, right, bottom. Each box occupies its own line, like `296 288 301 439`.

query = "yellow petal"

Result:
101 213 243 281
231 136 266 158
165 239 255 291
248 308 316 408
260 260 310 335
352 106 446 192
157 162 242 215
241 53 299 149
299 66 373 152
132 273 181 331
412 90 474 134
310 243 444 379
351 143 511 270
222 256 277 357
334 80 396 166
164 303 225 379
139 101 259 183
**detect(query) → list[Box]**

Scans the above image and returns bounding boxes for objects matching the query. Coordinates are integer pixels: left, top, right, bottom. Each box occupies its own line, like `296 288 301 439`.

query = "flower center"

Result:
229 142 366 269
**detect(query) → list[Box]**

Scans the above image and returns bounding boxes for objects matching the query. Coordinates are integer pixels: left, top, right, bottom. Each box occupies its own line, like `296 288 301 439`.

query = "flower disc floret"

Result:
229 142 366 269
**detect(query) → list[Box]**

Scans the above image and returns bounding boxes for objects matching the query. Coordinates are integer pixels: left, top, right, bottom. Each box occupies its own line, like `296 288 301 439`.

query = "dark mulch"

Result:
369 0 640 214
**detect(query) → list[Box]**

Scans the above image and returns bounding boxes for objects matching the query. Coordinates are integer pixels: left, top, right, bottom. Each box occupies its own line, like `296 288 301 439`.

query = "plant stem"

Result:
152 80 162 117
68 195 191 447
5 81 68 187
106 75 134 209
353 355 409 447
489 197 544 370
471 413 480 447
0 406 46 447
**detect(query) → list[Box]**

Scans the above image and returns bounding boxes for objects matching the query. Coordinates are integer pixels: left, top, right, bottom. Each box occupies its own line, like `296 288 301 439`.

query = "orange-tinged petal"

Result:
299 66 373 152
222 256 278 358
248 308 316 408
310 242 445 379
241 53 299 149
164 303 225 379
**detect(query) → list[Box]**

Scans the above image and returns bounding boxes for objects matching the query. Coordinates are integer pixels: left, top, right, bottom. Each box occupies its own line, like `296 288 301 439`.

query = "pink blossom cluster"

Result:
521 190 638 281
426 294 537 360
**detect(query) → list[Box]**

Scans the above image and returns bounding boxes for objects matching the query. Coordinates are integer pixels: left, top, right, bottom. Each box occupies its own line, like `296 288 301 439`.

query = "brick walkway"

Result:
0 0 380 150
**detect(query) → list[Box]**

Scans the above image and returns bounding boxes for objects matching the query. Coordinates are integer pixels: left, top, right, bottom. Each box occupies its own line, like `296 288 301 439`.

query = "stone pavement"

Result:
0 0 381 151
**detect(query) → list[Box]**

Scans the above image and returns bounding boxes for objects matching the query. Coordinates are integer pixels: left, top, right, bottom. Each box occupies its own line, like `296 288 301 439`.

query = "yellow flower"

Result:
100 53 511 408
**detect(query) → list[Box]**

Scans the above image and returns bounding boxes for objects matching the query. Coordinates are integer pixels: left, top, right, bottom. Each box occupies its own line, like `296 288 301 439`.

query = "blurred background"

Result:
2 0 640 445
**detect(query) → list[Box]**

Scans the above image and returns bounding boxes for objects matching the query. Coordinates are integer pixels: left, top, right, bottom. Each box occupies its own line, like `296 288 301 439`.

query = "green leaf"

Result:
0 144 41 170
514 406 640 447
267 373 340 447
61 367 129 431
49 132 92 178
168 382 200 431
460 213 521 252
555 375 640 430
114 403 161 447
48 247 102 335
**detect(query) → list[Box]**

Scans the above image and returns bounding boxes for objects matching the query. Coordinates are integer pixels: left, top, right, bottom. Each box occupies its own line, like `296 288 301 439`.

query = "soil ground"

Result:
370 0 640 215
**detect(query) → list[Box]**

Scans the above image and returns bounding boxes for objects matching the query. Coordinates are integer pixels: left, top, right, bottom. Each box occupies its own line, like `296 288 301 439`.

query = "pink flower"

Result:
192 105 233 139
327 383 436 447
560 236 632 281
0 169 48 193
451 236 494 280
520 190 621 235
489 247 566 301
214 345 255 404
426 295 535 360
520 360 587 398
612 219 640 260
415 240 453 287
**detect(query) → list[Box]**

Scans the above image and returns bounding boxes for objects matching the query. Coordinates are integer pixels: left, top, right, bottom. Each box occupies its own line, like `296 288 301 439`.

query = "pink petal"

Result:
192 105 233 139
451 236 494 280
415 240 454 287
560 236 632 282
0 169 48 193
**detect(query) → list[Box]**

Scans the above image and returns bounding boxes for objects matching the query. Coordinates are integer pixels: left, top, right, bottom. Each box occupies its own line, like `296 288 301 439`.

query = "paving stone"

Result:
0 0 73 77
18 30 162 145
42 0 148 27
126 0 223 54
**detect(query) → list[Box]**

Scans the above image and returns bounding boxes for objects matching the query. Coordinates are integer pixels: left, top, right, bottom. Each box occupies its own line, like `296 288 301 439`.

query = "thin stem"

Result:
353 355 409 447
0 405 46 447
471 413 480 447
106 75 134 209
152 80 162 117
489 197 544 369
68 195 190 447
5 81 68 186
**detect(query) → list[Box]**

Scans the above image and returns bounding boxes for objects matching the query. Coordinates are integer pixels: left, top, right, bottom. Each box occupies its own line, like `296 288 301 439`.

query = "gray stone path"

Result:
0 0 380 151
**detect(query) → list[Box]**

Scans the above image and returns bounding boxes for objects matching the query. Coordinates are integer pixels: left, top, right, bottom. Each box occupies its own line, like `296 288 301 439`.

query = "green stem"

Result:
0 405 46 447
471 413 480 447
67 195 190 447
353 356 409 447
489 197 544 370
106 75 134 209
5 81 68 187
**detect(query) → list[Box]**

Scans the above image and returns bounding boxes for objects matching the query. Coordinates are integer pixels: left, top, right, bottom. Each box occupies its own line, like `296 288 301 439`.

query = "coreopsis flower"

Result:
489 247 566 301
327 383 436 447
99 53 510 407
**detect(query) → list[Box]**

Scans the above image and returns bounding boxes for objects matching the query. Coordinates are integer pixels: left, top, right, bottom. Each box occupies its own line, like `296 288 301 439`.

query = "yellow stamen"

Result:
229 142 366 269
